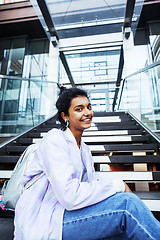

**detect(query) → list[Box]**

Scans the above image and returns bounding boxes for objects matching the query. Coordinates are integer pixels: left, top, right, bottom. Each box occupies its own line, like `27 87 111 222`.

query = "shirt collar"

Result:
63 128 85 148
63 127 77 144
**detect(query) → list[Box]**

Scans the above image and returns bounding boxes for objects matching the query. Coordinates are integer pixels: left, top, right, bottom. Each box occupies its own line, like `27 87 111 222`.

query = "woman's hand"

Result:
124 182 132 193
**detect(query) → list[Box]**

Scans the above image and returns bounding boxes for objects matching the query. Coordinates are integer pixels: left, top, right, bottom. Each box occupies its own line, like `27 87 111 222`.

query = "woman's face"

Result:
64 96 93 134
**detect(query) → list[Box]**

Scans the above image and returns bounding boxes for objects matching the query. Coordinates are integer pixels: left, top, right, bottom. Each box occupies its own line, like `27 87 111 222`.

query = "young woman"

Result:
14 87 160 240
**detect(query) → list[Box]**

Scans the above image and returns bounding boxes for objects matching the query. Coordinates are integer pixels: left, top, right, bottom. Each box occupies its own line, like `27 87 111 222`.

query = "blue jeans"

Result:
62 193 160 240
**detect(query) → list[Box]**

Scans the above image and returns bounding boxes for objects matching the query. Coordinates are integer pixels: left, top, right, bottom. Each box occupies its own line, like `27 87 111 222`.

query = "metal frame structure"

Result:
33 0 75 87
113 0 136 111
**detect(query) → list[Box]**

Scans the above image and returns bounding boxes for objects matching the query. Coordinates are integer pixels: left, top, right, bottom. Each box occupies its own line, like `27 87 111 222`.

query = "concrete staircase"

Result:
0 111 160 239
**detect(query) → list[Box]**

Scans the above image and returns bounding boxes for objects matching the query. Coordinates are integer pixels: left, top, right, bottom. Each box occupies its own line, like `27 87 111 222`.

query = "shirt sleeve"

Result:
35 132 125 211
85 144 125 193
112 179 125 192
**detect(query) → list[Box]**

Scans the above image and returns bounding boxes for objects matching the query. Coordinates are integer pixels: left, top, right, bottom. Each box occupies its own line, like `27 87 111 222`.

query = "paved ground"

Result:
0 218 14 240
0 210 14 240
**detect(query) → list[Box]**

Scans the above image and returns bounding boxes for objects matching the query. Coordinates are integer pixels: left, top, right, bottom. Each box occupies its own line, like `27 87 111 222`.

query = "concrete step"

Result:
89 143 157 153
95 171 160 182
83 129 143 136
93 155 160 164
82 135 150 144
92 116 132 123
87 125 140 131
93 112 126 117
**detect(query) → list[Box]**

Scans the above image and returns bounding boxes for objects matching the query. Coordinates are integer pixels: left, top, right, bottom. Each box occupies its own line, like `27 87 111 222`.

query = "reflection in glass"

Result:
0 78 57 136
0 38 57 143
58 49 119 112
118 62 160 139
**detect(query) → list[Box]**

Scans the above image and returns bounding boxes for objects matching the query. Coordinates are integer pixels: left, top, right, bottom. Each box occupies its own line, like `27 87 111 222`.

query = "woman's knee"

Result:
119 192 152 219
119 192 141 203
114 192 145 212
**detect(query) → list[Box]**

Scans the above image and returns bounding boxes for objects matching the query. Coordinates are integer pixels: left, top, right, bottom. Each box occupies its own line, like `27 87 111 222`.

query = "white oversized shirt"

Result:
14 128 125 240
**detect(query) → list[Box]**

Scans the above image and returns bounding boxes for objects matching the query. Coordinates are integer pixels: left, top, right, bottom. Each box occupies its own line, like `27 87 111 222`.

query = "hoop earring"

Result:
65 119 69 128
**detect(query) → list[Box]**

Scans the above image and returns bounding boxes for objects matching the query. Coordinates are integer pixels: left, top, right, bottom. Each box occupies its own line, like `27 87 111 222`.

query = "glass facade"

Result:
118 62 160 138
44 0 142 38
65 50 120 84
0 78 54 134
0 38 26 76
28 40 49 80
0 38 58 137
30 0 143 114
117 18 160 138
59 48 120 112
1 0 160 141
148 22 160 77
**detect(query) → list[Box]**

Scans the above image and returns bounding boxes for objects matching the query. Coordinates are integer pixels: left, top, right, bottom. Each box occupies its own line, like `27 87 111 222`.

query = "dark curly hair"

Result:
56 87 89 130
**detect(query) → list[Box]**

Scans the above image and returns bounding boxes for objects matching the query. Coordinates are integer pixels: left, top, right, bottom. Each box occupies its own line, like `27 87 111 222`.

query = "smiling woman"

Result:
56 87 94 147
13 87 160 240
61 96 93 147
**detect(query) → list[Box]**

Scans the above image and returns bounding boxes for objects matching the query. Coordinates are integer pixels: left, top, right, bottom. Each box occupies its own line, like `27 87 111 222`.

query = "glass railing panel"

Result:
0 76 58 144
118 61 160 139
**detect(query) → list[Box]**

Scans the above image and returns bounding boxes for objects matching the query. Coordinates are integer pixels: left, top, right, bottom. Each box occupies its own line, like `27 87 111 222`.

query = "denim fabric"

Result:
63 192 160 240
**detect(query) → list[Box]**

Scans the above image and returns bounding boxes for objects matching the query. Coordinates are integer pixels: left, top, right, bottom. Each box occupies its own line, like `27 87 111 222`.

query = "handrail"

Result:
117 78 125 110
125 60 160 80
0 74 60 145
127 111 160 146
117 60 160 110
0 74 58 84
0 112 58 149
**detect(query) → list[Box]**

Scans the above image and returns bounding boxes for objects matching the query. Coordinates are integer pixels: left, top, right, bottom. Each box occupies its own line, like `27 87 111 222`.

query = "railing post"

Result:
46 41 59 116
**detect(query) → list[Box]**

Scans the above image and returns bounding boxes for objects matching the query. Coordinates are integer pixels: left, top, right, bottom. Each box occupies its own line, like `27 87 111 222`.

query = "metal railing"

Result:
0 74 58 144
117 60 160 140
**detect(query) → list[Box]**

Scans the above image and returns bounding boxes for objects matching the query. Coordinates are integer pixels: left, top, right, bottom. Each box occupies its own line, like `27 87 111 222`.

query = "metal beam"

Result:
63 81 116 86
112 46 124 111
124 0 136 28
0 74 58 84
112 0 136 111
33 0 75 86
116 46 124 87
59 52 75 87
36 0 59 39
123 0 136 39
